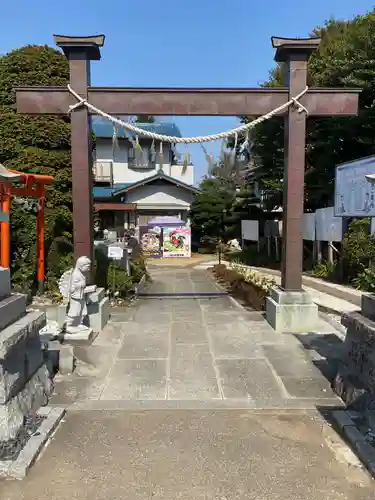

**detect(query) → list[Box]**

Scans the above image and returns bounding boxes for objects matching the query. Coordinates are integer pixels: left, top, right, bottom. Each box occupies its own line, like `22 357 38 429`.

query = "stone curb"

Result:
134 274 147 296
332 410 375 477
0 406 66 480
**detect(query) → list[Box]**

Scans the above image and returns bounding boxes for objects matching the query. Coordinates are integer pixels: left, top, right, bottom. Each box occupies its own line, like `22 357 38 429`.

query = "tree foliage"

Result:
0 45 72 293
190 178 233 247
245 11 375 210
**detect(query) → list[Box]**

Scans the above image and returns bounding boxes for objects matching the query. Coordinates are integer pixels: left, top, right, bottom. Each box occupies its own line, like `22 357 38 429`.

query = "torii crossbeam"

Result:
14 34 360 330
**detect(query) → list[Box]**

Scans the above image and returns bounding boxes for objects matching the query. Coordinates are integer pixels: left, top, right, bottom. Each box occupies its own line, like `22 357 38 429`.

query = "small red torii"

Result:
0 164 53 293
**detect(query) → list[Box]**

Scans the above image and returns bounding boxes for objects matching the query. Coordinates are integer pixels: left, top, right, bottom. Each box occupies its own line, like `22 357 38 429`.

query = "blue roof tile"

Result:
93 183 132 198
92 117 182 139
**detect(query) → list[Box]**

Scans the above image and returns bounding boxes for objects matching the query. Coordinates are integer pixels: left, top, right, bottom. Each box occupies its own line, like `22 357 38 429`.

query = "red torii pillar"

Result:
0 170 53 293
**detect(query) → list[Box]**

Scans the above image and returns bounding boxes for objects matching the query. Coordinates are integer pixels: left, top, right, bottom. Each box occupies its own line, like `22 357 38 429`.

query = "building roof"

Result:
92 117 182 139
93 183 131 198
93 172 200 200
112 171 200 195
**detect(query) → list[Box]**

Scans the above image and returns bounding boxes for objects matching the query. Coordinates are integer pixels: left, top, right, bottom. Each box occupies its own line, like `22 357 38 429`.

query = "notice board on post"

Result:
241 220 259 241
335 155 375 217
315 207 342 242
303 213 315 241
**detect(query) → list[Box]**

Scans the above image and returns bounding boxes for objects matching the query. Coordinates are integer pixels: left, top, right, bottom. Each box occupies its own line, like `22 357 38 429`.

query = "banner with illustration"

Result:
139 225 162 258
162 227 191 258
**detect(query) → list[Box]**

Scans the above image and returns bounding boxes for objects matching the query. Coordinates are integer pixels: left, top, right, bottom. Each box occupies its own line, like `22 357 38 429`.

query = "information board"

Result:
315 207 342 242
303 213 315 241
241 220 259 241
335 155 375 217
108 246 124 260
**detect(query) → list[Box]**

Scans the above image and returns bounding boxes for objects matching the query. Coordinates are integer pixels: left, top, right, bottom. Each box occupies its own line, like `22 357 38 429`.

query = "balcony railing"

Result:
128 159 156 170
93 160 113 183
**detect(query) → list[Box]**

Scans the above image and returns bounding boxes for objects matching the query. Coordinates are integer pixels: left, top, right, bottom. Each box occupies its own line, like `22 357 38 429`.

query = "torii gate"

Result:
0 164 53 293
14 34 360 331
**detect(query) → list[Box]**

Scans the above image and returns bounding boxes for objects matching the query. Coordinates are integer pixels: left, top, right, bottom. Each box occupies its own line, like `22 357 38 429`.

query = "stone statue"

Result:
59 256 96 336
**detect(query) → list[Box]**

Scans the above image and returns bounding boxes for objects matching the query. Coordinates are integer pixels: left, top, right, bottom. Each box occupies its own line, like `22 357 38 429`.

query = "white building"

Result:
92 118 199 235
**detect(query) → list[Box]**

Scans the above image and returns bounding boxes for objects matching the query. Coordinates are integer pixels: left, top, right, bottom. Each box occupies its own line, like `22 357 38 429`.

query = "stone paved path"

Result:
50 267 346 409
1 267 372 499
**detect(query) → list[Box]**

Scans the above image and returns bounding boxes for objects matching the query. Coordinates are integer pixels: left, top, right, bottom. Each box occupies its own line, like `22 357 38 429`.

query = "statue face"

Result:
76 256 91 273
81 262 91 273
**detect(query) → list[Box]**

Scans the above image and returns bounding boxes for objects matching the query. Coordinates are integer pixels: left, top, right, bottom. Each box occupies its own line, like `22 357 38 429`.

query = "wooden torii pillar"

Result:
14 34 360 330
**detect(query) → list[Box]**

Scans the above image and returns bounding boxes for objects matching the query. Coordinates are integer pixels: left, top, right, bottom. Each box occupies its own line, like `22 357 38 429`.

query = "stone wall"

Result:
334 293 375 410
0 270 52 441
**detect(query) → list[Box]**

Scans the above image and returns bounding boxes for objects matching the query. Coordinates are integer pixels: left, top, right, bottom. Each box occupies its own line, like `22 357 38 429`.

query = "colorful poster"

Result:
139 226 162 258
162 227 191 258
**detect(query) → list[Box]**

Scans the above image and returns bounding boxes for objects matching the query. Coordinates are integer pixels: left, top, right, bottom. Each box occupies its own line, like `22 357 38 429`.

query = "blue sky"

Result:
1 0 374 183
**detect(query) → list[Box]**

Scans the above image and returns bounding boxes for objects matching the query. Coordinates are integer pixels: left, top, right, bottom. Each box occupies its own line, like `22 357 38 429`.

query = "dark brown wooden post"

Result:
272 37 320 291
54 35 105 267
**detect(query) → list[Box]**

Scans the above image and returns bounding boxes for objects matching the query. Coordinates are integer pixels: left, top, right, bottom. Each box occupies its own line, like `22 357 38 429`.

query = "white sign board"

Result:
241 220 259 241
335 155 375 217
108 246 124 260
315 207 342 242
303 213 315 241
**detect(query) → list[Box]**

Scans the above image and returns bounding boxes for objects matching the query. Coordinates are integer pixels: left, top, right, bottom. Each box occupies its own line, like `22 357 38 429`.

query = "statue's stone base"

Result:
46 287 109 333
63 329 94 342
266 287 318 333
87 288 109 332
0 309 53 440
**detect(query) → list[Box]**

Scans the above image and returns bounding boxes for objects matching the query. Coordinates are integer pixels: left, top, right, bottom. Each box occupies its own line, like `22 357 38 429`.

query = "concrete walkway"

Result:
0 267 372 499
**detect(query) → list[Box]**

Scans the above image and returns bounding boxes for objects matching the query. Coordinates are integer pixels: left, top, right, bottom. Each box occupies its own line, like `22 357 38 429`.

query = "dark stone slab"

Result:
217 358 284 400
169 345 219 400
100 359 167 400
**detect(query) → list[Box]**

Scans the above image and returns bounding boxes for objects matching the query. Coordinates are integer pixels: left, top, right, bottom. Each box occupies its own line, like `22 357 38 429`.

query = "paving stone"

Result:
50 377 107 405
169 345 219 400
58 345 75 374
171 322 207 345
100 359 166 400
264 345 322 378
133 311 171 325
92 322 125 346
280 376 336 399
210 329 263 359
117 332 169 359
217 358 285 400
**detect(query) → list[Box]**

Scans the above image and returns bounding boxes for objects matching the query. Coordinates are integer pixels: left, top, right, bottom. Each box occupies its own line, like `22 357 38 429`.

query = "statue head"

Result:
75 256 91 273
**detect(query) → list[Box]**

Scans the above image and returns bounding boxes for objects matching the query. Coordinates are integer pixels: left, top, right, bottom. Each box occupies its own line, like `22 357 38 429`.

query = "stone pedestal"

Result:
86 287 109 332
333 293 375 409
0 272 52 441
0 268 10 299
45 287 109 334
266 286 318 333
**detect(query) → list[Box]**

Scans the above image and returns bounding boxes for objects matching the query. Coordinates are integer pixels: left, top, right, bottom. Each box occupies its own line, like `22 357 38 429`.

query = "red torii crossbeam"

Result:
14 35 360 312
